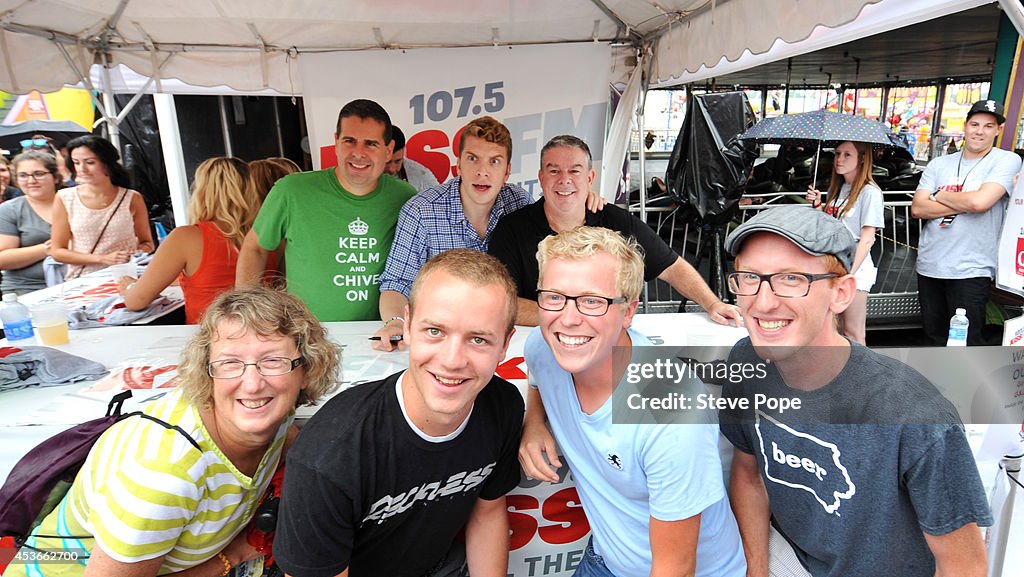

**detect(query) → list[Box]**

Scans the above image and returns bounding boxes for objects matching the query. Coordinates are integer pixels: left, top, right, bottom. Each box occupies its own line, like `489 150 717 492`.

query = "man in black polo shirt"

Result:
488 134 741 326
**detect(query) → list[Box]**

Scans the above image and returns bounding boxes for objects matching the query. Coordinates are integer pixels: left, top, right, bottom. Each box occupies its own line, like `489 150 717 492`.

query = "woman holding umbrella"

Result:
806 141 884 344
50 135 154 279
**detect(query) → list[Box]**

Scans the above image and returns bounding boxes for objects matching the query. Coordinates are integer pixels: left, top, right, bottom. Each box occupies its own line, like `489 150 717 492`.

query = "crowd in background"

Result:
0 134 302 324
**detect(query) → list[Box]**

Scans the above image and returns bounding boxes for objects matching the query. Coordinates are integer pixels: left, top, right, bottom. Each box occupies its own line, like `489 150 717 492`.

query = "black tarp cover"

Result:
665 91 758 223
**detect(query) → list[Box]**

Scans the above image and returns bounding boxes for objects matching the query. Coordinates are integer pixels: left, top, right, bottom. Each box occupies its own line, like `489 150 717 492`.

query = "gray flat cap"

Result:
724 205 855 272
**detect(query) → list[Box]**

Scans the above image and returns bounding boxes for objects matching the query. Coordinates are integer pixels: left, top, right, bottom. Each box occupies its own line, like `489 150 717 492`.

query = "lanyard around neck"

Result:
956 149 993 187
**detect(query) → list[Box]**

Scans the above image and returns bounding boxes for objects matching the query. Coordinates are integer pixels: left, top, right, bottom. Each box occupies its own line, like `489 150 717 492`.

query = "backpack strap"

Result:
118 411 201 452
26 412 202 545
106 390 133 417
106 392 200 451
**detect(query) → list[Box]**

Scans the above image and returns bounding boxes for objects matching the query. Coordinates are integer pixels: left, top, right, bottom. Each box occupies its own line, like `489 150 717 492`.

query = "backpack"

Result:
0 390 200 546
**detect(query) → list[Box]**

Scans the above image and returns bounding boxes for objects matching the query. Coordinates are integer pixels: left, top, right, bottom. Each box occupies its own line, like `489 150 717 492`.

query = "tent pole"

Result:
812 141 821 200
55 43 111 123
101 54 120 149
636 46 652 312
153 94 190 227
999 0 1024 37
114 78 155 124
638 44 654 216
218 96 234 157
114 54 174 125
637 93 647 221
272 97 286 157
931 84 947 161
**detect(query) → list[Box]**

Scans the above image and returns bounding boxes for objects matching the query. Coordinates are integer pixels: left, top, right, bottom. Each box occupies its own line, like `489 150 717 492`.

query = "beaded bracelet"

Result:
216 552 232 576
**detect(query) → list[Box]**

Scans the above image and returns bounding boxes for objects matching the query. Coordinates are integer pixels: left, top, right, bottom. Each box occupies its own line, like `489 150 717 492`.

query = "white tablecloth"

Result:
0 313 746 481
17 263 184 326
1 315 1019 577
0 313 746 577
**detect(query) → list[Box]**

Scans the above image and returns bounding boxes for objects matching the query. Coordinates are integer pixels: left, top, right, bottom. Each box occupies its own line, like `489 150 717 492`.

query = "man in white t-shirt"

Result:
911 99 1022 345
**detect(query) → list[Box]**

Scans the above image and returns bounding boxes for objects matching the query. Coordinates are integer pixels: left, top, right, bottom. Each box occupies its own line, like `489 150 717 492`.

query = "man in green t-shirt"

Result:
237 99 416 321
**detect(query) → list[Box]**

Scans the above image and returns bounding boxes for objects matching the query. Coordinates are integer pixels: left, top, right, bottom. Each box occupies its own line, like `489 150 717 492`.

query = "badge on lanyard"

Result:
937 184 963 228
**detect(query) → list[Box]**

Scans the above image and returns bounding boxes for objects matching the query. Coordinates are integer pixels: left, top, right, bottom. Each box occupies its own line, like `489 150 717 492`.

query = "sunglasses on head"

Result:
19 138 50 150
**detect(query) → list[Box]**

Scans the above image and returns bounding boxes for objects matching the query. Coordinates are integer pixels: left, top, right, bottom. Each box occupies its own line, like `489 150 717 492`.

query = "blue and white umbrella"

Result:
738 109 893 185
738 109 891 148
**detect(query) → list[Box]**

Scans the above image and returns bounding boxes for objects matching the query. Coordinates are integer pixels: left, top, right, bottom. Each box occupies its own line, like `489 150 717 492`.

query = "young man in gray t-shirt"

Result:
720 205 991 577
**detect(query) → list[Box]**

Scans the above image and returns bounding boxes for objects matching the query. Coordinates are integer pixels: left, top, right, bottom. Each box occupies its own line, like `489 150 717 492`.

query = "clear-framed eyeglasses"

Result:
537 290 627 317
208 356 304 379
727 271 839 298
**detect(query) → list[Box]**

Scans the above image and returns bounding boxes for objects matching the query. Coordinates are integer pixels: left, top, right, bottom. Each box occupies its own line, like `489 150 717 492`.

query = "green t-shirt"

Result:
253 169 415 321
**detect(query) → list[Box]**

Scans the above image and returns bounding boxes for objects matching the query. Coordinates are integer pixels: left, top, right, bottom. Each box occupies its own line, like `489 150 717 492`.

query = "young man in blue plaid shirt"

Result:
372 117 603 350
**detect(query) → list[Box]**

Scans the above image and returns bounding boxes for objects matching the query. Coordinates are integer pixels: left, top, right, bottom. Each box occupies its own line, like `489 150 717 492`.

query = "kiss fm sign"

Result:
299 43 611 197
999 169 1024 295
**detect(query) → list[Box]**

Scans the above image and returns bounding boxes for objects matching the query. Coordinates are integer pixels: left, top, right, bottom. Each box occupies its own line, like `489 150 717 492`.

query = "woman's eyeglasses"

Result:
16 171 52 182
208 356 305 378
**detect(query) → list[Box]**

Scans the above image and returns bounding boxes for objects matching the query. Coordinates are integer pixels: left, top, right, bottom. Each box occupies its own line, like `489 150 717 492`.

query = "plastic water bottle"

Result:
946 308 969 347
154 222 169 244
1 293 35 344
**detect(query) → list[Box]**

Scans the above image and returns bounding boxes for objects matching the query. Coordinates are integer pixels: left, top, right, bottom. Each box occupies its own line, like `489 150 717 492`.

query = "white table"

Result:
5 316 1014 576
18 263 184 326
0 313 743 577
0 313 746 478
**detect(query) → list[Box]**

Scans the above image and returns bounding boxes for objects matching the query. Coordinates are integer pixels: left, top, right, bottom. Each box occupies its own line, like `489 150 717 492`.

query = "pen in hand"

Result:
368 335 404 342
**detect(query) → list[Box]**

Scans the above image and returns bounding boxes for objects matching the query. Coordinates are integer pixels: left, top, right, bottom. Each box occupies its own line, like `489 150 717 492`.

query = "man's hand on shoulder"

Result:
585 189 606 213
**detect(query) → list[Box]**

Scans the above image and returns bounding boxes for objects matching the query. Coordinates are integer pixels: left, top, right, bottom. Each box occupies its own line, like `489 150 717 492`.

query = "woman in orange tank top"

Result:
118 157 260 323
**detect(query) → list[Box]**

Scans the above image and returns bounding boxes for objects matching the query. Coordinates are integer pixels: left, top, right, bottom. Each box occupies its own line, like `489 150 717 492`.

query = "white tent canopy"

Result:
1 0 1004 219
0 0 889 95
655 0 994 87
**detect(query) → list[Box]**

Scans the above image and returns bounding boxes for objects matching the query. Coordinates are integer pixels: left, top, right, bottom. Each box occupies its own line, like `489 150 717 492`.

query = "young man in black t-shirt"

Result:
275 249 524 577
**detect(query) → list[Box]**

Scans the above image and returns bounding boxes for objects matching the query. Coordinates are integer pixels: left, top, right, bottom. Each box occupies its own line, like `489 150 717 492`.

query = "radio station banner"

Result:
997 174 1024 296
299 43 611 197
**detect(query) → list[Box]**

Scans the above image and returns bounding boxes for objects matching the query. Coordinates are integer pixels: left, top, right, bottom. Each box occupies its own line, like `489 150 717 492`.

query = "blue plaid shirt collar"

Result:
443 176 524 233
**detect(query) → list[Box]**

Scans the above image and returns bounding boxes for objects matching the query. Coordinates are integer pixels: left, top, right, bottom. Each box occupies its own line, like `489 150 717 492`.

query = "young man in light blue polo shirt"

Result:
519 225 746 577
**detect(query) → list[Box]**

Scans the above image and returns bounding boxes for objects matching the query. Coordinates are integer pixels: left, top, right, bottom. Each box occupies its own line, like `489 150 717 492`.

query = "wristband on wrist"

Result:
385 316 405 327
216 552 231 576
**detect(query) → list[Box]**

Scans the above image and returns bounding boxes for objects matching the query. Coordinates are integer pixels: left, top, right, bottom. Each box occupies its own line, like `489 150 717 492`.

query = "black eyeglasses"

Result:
16 171 52 181
727 271 839 298
208 356 304 379
537 290 627 317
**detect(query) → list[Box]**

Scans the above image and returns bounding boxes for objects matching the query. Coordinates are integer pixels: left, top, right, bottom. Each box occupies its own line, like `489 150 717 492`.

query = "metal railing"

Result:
630 191 924 328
